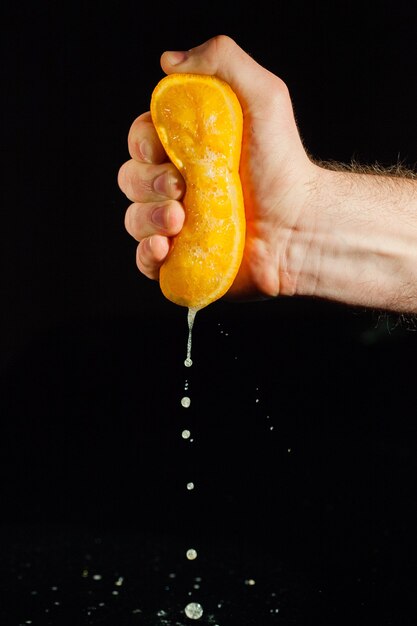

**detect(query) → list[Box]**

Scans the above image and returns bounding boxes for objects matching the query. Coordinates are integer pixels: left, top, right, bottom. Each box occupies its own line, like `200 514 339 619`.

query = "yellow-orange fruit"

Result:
150 73 245 311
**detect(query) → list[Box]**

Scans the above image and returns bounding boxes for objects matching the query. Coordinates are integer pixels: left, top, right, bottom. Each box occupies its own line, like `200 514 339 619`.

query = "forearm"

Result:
282 165 417 313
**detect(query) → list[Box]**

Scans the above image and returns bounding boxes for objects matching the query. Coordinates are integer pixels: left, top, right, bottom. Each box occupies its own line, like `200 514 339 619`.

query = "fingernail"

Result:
139 139 153 162
152 207 166 228
154 173 169 195
165 50 188 66
154 172 181 196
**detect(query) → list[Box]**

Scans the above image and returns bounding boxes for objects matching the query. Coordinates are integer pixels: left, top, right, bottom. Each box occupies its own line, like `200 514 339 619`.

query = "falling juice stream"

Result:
184 307 198 368
181 307 204 620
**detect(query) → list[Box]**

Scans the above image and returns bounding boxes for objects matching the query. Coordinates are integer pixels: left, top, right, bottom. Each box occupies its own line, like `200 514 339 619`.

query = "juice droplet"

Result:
182 430 191 439
184 602 203 620
181 397 191 408
186 482 195 490
184 307 198 367
186 548 198 560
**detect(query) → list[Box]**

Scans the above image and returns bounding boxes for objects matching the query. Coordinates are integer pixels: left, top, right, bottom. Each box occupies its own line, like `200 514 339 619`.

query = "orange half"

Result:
150 73 246 311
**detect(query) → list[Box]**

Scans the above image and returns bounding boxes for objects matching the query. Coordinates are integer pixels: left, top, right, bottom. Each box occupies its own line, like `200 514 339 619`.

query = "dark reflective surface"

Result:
2 515 417 626
2 301 417 624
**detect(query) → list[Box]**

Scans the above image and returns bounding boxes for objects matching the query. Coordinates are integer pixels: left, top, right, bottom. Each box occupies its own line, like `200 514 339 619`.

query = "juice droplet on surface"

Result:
184 602 203 620
181 396 191 408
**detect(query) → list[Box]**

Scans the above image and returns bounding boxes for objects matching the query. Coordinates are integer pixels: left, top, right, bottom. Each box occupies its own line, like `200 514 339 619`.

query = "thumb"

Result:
160 35 306 166
160 35 288 118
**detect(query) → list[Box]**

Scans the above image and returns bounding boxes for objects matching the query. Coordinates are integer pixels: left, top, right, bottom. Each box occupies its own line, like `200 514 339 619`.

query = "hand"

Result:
118 35 315 301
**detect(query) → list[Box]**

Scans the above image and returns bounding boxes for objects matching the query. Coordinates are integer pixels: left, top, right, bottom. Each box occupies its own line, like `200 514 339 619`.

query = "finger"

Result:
118 159 185 203
124 199 185 241
136 235 170 280
127 111 167 164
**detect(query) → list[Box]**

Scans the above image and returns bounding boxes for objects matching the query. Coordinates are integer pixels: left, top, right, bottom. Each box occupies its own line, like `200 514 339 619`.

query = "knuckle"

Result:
136 239 159 280
125 162 153 201
213 34 235 51
128 113 166 164
124 205 134 237
117 162 128 192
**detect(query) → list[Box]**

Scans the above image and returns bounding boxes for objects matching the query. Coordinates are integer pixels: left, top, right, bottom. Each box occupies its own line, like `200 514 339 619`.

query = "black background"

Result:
1 1 417 624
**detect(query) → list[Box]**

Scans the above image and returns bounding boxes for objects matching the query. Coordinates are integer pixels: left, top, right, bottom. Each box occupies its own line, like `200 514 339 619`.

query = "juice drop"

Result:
186 548 197 560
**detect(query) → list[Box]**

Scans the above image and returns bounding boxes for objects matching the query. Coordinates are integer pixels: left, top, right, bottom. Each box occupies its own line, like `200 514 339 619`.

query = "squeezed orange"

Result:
150 73 245 311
